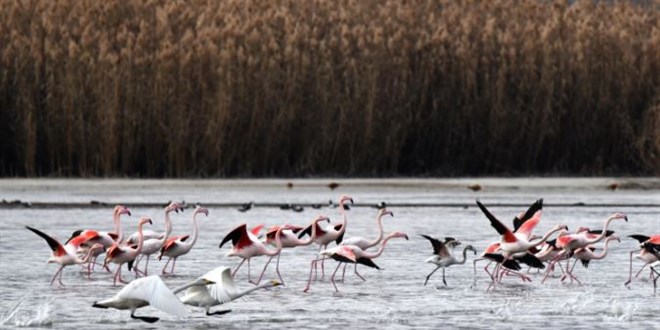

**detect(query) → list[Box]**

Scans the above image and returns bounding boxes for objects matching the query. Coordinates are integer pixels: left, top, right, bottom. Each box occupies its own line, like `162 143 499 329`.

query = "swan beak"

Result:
271 280 282 287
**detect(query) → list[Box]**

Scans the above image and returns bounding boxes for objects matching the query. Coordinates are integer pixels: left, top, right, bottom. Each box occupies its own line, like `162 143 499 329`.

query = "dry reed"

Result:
0 0 658 177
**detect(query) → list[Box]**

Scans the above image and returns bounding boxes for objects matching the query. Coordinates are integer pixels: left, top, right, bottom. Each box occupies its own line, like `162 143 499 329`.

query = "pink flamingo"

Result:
303 231 409 292
562 235 620 282
132 202 184 277
473 242 529 289
157 206 207 275
104 217 153 286
338 208 394 282
625 234 660 291
541 213 628 284
219 222 287 283
255 215 330 285
26 226 104 286
69 205 132 276
298 194 353 279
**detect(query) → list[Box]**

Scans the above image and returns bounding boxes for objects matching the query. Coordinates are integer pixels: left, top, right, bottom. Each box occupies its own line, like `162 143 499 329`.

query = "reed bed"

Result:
0 0 658 177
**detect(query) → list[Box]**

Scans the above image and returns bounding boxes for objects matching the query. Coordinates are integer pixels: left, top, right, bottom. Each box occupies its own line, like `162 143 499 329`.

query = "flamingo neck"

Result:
163 210 173 240
586 216 618 245
189 212 200 247
299 221 320 246
134 222 146 255
338 200 349 236
361 233 397 259
458 246 471 265
593 237 616 259
264 228 283 256
366 213 386 248
78 247 99 264
113 211 123 243
527 226 562 249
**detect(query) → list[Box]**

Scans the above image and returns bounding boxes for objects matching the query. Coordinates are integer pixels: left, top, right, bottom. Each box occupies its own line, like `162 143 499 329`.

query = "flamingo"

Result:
126 203 182 243
298 194 353 279
255 215 330 285
541 213 628 284
562 235 620 283
476 200 566 259
173 266 282 316
303 231 409 292
338 208 394 282
69 205 132 275
473 242 529 288
104 217 153 286
26 226 104 286
157 205 207 276
625 234 660 289
132 202 184 277
92 275 187 323
219 222 287 283
421 235 476 286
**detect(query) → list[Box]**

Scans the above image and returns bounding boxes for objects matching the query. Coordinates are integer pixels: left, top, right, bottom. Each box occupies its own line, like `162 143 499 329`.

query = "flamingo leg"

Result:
303 259 320 292
232 259 245 277
255 256 273 285
625 250 637 287
442 267 447 286
330 262 342 292
161 258 172 275
133 255 142 276
354 264 366 282
635 264 648 279
117 265 128 284
274 253 285 285
340 263 347 283
424 266 441 286
50 266 65 286
170 258 177 274
143 255 150 276
651 266 659 294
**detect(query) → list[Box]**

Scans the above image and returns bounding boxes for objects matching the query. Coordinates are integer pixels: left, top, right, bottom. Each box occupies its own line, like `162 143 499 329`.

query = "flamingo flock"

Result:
24 195 658 323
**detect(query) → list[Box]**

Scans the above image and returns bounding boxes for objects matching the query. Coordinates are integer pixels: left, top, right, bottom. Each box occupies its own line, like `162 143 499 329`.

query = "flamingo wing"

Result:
334 224 345 244
356 257 381 270
334 246 357 262
219 224 248 248
628 235 650 243
117 276 187 318
515 253 545 269
420 234 450 258
512 199 543 234
65 230 83 245
476 201 516 243
250 224 264 236
587 229 615 237
26 226 66 257
483 253 522 271
649 235 660 244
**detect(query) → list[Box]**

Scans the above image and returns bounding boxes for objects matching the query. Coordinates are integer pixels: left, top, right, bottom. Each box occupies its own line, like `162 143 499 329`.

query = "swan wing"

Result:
203 267 236 304
118 276 187 318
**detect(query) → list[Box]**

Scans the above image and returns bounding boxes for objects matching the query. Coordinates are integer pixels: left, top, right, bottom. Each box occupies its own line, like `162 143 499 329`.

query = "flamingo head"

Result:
553 224 569 232
389 231 409 241
379 208 394 218
465 245 477 255
139 217 153 226
194 206 209 217
165 202 184 214
339 195 354 205
114 205 131 217
610 213 628 222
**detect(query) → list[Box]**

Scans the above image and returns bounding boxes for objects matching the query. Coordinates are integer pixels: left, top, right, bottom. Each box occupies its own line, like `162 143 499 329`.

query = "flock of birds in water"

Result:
24 194 659 323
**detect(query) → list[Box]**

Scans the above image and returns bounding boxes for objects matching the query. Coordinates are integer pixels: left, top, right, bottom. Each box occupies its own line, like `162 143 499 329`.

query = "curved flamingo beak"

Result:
386 211 394 217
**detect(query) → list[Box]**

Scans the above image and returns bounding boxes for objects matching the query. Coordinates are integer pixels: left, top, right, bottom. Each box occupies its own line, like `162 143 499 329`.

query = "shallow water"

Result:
0 179 658 329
